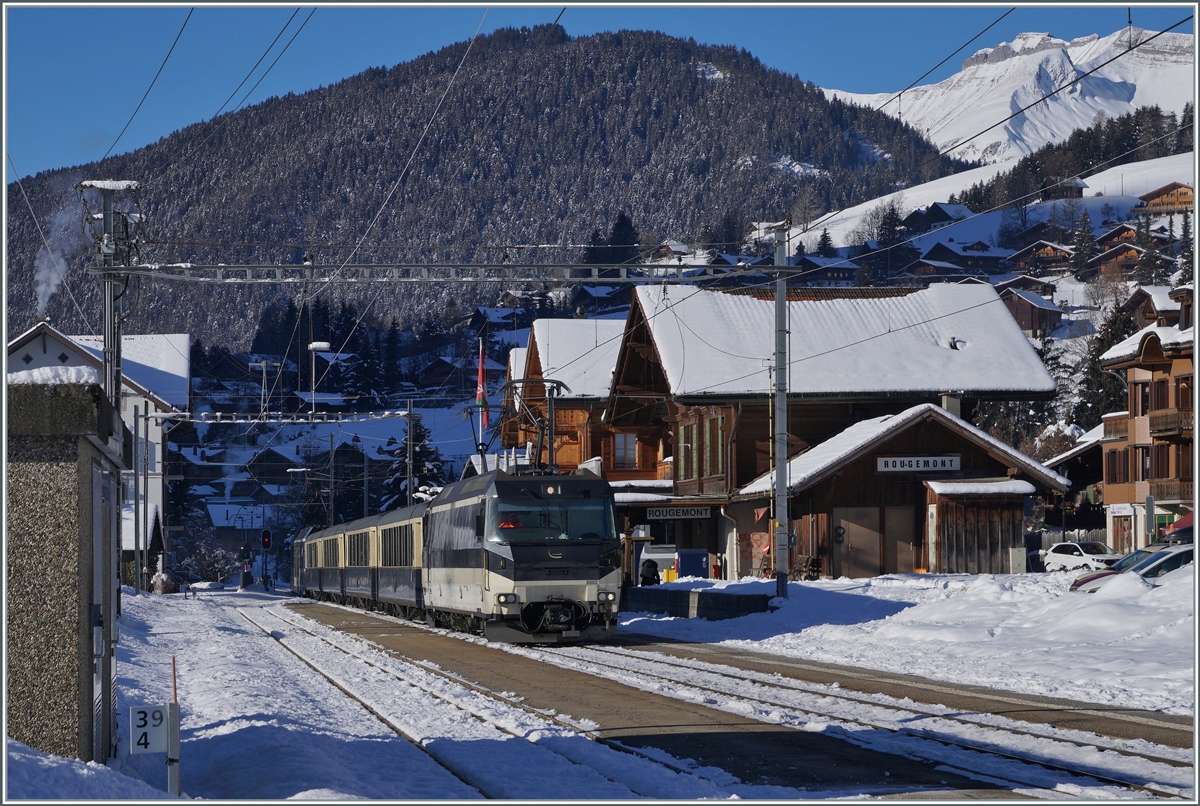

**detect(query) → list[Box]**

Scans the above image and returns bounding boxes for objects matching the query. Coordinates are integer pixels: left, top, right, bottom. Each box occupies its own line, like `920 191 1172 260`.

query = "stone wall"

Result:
5 436 87 759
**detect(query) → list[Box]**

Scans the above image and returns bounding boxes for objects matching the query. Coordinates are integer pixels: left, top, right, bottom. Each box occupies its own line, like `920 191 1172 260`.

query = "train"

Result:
291 468 622 643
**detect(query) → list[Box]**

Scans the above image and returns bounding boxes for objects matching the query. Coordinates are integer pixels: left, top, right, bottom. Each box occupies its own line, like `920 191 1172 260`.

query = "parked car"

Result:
1039 541 1122 572
1071 543 1194 593
1068 547 1157 591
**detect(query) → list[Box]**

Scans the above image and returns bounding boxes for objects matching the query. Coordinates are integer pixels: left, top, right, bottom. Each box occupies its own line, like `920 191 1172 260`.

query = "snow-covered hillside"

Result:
823 26 1194 164
790 151 1195 254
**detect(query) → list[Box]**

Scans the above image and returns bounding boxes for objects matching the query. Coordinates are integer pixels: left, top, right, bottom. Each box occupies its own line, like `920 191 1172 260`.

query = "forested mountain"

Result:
7 24 970 347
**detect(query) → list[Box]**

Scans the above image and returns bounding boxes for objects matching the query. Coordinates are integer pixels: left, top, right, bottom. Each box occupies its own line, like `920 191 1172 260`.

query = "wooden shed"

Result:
729 404 1069 577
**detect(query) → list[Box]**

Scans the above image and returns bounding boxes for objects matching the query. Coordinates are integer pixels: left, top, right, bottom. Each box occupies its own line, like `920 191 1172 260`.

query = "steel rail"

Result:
527 643 1192 799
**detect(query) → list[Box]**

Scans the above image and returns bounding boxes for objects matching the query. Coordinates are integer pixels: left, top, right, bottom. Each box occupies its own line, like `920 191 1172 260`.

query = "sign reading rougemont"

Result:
876 456 960 472
647 507 711 519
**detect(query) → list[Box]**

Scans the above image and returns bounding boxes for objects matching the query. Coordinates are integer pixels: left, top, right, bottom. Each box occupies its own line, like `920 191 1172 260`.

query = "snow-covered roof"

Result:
507 347 527 379
529 318 626 399
633 284 1055 397
930 202 975 220
1007 290 1063 312
1100 324 1194 364
1132 285 1181 313
925 479 1035 496
923 240 1013 258
314 351 354 364
6 365 101 385
737 403 1068 498
70 333 191 408
792 255 859 269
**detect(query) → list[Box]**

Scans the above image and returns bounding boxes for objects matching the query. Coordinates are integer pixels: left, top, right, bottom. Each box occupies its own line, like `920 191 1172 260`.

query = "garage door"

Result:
832 507 881 579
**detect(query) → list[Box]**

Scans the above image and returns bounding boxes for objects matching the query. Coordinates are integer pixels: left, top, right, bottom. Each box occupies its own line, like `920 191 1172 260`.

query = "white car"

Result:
1040 541 1122 572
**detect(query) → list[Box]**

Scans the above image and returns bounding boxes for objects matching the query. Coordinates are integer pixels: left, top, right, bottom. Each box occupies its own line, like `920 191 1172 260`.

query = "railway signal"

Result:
261 529 272 550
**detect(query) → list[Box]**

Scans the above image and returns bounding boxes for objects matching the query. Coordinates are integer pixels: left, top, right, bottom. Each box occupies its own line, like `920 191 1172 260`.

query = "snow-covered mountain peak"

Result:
823 25 1193 164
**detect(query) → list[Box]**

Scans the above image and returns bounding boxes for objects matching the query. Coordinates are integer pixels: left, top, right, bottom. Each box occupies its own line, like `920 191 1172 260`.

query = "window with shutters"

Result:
1152 444 1171 479
1179 445 1193 481
1130 381 1150 416
704 414 725 476
680 423 698 480
1134 446 1151 481
1176 376 1193 410
347 531 370 566
1105 448 1129 484
1151 378 1170 411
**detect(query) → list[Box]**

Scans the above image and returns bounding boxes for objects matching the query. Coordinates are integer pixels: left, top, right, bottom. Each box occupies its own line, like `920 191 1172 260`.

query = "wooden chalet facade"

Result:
1040 176 1087 201
1087 242 1143 280
1121 286 1181 331
895 258 983 284
1000 289 1064 338
789 254 859 286
1134 182 1194 216
502 318 661 482
604 284 1059 578
729 405 1068 577
1007 240 1073 274
1099 285 1193 552
921 240 1011 274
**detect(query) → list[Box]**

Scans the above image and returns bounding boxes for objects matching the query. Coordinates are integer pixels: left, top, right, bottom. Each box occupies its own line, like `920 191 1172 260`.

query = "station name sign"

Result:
647 507 711 519
876 456 960 472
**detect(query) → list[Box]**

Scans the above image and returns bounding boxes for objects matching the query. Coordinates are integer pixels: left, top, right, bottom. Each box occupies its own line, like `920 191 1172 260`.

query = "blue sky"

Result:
4 4 1194 181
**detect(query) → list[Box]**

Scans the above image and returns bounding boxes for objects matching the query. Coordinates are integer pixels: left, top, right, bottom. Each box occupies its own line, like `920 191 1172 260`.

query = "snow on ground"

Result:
625 568 1195 716
6 566 1193 799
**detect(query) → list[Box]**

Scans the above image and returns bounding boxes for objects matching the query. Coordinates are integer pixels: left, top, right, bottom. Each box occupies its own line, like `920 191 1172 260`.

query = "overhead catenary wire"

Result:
99 8 194 164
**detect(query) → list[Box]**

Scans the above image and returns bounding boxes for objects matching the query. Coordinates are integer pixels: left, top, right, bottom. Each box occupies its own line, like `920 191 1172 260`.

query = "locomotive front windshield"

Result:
487 496 616 542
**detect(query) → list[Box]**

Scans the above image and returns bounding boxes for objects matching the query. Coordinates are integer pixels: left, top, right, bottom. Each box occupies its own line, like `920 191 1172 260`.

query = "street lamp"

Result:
307 342 331 415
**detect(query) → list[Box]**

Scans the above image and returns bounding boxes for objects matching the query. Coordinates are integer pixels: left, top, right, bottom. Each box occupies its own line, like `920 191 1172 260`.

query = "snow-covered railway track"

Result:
239 605 739 799
522 643 1194 800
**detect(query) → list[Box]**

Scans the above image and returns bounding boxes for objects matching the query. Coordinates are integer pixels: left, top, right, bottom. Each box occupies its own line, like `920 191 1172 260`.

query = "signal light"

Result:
261 529 272 550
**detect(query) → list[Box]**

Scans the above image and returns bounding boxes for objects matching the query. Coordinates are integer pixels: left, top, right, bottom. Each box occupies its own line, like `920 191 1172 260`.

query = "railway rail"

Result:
237 605 750 799
519 642 1195 800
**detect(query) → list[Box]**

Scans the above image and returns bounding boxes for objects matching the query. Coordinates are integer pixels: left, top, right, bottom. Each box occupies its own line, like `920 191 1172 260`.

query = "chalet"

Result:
467 306 536 334
1040 176 1087 201
651 239 690 259
1096 223 1139 251
994 275 1058 296
1099 284 1193 550
921 239 1012 274
1087 242 1145 280
901 202 974 233
730 404 1068 576
1134 182 1194 216
895 258 984 284
1007 240 1073 274
1044 424 1107 532
605 284 1057 577
416 355 505 395
789 254 859 286
1000 289 1064 338
1121 285 1181 330
244 446 300 486
500 346 528 450
504 317 645 479
711 253 774 267
568 284 634 315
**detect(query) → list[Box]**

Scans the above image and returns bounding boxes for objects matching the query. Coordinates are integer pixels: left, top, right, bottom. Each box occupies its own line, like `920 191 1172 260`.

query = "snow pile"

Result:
6 739 175 800
7 364 101 385
624 567 1195 714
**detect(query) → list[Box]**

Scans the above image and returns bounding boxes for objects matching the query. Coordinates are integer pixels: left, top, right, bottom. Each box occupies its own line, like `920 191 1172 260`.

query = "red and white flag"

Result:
476 339 489 429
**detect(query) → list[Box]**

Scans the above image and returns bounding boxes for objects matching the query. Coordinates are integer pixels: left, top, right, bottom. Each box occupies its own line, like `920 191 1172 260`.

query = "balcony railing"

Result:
1103 417 1129 440
1149 408 1193 436
1149 478 1194 503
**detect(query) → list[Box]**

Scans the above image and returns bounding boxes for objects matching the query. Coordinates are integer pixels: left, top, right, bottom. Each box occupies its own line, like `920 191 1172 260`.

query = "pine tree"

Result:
1178 212 1194 285
379 413 450 510
1073 303 1136 430
606 211 641 266
816 227 836 257
1069 208 1096 275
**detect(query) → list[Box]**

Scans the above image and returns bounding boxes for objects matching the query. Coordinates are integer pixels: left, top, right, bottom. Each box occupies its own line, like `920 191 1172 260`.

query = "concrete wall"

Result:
6 382 121 762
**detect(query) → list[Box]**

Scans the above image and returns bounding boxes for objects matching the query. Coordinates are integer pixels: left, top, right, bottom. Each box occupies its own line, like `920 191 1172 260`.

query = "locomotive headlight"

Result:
597 591 616 602
496 593 520 604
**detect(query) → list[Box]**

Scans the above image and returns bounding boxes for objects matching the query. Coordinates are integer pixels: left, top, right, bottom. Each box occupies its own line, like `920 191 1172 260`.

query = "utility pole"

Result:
133 405 141 596
406 400 414 507
772 223 791 599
